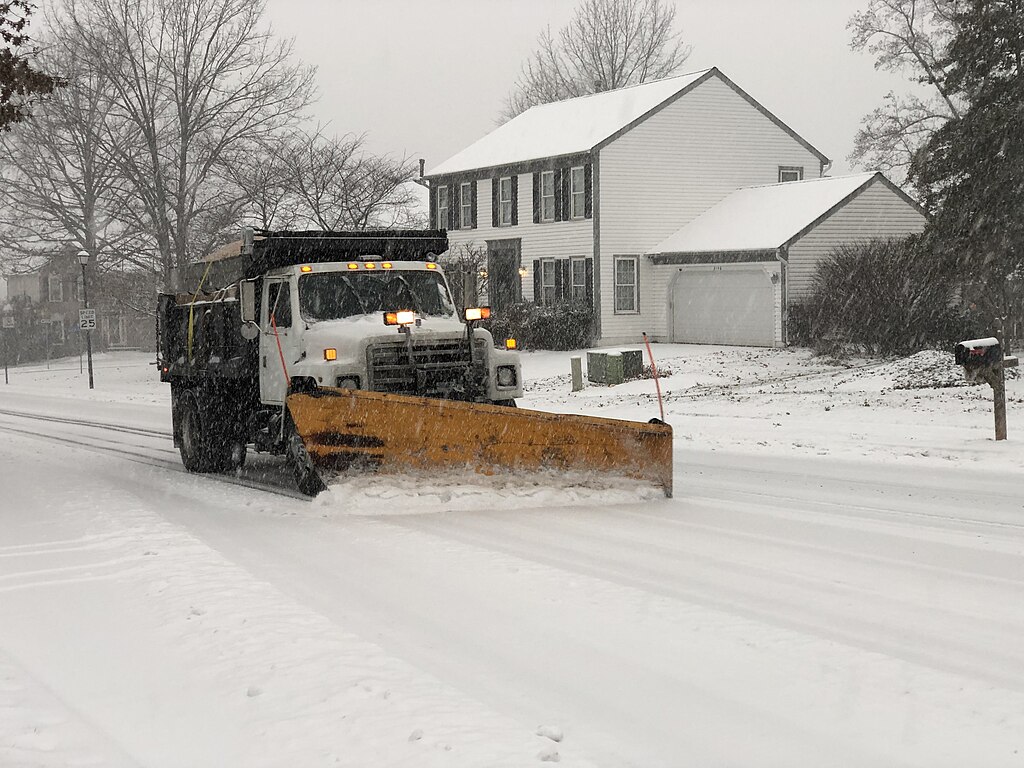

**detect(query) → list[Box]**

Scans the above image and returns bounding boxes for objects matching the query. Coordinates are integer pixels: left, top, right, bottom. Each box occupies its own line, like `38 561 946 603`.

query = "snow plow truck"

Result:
156 229 672 496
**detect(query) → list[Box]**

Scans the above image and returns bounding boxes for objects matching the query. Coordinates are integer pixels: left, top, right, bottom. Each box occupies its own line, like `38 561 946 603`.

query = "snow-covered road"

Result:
2 350 1024 766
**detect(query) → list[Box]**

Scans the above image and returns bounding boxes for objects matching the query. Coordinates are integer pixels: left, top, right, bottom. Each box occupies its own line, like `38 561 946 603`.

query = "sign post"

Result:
1 314 12 385
77 250 95 390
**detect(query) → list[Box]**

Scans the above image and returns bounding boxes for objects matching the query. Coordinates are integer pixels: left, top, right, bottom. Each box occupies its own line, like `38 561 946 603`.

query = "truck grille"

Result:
368 338 473 395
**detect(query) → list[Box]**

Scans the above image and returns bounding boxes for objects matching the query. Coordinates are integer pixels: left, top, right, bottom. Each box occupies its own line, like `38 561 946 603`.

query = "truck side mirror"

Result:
239 280 259 340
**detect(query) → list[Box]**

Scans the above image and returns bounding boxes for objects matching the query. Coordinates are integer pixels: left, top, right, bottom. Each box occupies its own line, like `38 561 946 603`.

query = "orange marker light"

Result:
425 262 437 270
382 262 393 270
347 262 359 270
300 265 313 273
324 348 337 361
505 338 517 350
365 262 376 270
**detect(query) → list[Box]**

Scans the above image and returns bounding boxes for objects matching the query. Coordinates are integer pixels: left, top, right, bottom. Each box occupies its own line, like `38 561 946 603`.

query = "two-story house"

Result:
424 67 926 347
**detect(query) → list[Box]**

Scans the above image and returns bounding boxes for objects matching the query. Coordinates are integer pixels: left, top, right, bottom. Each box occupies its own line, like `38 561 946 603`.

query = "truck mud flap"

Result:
286 388 673 497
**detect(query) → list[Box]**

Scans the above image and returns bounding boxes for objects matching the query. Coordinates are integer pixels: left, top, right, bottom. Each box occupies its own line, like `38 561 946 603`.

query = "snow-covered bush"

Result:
484 300 594 350
790 236 969 357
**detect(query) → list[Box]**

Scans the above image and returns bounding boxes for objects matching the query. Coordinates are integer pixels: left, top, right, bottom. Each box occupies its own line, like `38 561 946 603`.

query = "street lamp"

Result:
77 250 95 389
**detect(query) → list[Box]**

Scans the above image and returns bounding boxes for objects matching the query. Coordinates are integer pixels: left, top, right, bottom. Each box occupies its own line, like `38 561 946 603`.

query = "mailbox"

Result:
954 337 1001 368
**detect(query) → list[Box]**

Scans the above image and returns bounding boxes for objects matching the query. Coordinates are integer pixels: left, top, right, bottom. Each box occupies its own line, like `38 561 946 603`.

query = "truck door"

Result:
260 277 298 405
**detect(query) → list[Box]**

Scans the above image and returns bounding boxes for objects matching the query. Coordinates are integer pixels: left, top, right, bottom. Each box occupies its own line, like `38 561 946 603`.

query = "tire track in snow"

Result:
385 506 1024 693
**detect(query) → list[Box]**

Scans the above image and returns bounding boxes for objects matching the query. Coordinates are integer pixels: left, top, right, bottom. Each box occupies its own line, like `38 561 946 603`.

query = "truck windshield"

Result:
298 270 456 321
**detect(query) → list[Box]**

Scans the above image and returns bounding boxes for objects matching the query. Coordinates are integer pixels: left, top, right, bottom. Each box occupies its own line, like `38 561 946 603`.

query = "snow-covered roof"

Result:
426 69 714 176
648 173 882 255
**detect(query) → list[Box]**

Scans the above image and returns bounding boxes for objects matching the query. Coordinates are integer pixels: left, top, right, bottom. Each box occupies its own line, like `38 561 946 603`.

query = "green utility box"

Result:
587 349 643 385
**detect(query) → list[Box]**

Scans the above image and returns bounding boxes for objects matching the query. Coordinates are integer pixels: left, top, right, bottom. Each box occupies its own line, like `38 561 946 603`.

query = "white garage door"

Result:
671 266 776 346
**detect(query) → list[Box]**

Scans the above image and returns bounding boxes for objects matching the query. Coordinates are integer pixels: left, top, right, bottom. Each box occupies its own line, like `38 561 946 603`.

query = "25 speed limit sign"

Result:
79 308 97 331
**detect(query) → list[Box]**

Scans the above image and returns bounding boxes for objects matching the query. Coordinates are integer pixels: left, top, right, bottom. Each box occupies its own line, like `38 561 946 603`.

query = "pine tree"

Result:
912 0 1024 320
0 1 58 129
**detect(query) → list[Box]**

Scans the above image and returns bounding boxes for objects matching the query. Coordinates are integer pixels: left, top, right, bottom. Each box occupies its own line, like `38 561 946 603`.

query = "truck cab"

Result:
251 258 522 406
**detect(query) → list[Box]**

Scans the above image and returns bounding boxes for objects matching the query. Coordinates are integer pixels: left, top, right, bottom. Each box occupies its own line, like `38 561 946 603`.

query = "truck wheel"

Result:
178 392 213 472
286 418 326 496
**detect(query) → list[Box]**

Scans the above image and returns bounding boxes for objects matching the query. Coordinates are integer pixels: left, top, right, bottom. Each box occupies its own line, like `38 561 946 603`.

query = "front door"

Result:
487 239 521 311
260 277 299 404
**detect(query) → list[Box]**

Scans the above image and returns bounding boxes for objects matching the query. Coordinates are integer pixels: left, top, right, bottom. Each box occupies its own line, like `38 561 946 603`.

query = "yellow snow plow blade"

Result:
287 389 673 497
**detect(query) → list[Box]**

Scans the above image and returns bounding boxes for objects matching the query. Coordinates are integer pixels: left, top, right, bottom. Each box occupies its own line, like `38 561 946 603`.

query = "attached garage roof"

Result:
649 172 883 256
426 69 714 176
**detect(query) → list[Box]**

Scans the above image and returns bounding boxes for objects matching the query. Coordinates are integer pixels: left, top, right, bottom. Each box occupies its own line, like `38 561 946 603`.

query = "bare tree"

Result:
59 0 315 288
501 0 691 121
847 0 965 186
0 41 149 277
223 134 302 231
286 130 418 231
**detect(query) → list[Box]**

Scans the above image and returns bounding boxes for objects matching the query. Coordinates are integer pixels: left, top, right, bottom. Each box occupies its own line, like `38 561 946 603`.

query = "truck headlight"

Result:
336 375 360 389
496 366 517 388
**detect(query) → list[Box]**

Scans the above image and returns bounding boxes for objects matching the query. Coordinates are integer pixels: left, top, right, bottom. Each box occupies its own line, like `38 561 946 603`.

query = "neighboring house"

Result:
3 250 154 359
424 67 927 347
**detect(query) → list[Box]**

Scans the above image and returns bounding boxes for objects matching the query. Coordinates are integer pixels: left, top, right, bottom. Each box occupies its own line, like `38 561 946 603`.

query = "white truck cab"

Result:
247 258 522 406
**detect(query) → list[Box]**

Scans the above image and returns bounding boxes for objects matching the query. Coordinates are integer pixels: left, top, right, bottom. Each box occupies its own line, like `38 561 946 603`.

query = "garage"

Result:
670 264 777 346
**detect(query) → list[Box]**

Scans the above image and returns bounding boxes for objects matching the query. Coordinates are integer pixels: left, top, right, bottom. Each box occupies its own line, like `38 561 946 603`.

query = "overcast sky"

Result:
262 0 916 177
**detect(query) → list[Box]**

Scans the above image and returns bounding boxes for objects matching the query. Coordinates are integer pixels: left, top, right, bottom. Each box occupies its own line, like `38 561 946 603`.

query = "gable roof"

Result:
426 67 829 178
427 69 713 176
648 173 908 256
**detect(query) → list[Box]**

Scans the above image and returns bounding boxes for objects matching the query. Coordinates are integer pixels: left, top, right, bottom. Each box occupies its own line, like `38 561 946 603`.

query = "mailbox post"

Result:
954 337 1018 440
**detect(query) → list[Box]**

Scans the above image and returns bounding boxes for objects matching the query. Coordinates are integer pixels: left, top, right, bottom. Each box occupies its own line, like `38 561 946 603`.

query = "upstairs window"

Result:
48 274 63 303
436 185 449 229
540 171 555 222
459 182 474 229
75 275 84 302
498 176 514 226
778 166 804 183
570 166 586 219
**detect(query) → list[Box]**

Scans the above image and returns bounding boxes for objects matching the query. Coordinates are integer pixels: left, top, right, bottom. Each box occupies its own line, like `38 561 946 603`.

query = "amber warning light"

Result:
464 306 491 322
505 338 517 350
383 310 416 326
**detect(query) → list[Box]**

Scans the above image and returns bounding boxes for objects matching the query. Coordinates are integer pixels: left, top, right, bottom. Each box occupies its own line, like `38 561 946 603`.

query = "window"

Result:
459 182 473 229
498 176 513 226
570 258 587 300
266 282 292 328
436 185 449 229
570 166 585 219
778 166 803 183
48 274 63 303
613 256 639 314
75 275 84 302
540 171 555 222
539 258 557 305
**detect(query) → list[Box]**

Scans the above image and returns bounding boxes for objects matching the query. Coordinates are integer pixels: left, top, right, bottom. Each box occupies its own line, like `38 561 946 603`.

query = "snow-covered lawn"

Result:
1 345 1023 767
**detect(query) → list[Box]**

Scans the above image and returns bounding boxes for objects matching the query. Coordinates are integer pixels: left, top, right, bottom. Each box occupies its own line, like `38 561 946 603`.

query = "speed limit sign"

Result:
79 308 96 331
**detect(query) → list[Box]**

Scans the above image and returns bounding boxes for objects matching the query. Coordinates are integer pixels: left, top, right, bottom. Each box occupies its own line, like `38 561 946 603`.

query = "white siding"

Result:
786 180 928 303
598 74 823 344
445 176 593 304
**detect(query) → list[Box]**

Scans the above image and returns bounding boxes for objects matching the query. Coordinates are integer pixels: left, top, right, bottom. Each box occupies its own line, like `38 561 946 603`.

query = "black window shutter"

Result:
555 259 570 301
429 185 438 229
447 181 457 230
510 175 518 226
584 163 593 219
532 172 540 224
585 258 594 305
491 178 499 228
553 169 562 222
532 260 542 304
470 180 477 228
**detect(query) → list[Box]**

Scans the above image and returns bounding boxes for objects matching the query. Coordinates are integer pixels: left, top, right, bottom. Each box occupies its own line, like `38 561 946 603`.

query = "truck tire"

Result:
285 414 326 497
178 391 214 472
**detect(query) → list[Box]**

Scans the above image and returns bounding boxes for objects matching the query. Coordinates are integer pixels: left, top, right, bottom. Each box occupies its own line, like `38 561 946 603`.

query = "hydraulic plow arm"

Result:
287 388 673 497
